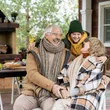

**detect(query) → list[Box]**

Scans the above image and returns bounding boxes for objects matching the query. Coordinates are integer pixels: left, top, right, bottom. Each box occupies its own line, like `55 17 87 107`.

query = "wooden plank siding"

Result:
78 0 110 70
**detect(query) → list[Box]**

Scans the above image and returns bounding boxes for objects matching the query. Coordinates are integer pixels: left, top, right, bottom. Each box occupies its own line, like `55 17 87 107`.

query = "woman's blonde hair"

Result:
88 37 105 56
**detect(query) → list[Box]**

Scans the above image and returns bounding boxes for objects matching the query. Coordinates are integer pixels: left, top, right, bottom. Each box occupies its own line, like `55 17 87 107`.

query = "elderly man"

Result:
13 25 75 110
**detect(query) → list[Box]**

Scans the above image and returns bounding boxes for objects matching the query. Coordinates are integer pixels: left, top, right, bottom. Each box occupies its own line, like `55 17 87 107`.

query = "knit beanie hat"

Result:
67 20 83 35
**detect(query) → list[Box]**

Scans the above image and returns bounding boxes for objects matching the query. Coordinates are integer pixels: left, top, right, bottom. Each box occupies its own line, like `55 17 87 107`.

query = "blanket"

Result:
60 55 110 110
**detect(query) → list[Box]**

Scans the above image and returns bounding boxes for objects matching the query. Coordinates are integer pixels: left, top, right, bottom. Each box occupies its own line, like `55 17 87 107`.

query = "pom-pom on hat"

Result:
67 20 83 35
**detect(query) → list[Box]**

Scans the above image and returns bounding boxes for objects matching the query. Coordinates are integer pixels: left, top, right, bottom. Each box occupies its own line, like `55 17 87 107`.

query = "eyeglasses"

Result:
47 32 63 37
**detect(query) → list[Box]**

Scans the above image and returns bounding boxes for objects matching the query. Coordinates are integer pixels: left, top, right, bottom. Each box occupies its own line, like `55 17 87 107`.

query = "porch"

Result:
1 82 110 110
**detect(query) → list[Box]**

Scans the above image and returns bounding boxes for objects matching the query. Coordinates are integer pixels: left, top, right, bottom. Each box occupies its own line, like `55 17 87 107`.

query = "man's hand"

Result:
60 89 70 99
52 84 66 98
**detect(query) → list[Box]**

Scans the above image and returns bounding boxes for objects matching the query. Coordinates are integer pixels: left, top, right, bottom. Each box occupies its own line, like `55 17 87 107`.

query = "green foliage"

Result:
0 0 78 52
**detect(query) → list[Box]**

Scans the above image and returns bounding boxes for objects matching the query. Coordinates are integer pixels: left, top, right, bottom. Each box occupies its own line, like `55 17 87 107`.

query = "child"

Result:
52 37 110 110
63 20 89 56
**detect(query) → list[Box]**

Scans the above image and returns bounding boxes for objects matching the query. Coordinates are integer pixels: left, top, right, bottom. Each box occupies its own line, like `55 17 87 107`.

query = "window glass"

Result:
104 7 110 42
104 26 110 42
104 7 110 24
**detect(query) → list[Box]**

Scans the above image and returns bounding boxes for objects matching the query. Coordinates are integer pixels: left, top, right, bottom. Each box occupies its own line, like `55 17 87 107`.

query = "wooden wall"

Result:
78 0 110 70
79 0 109 37
0 23 19 89
92 0 98 37
92 0 109 37
78 0 82 22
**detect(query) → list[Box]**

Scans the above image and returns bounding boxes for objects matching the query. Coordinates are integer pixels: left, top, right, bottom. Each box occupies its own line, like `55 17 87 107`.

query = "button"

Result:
46 84 50 87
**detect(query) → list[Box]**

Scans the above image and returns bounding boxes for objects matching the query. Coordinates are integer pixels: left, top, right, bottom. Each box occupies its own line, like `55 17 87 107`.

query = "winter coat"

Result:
21 47 75 96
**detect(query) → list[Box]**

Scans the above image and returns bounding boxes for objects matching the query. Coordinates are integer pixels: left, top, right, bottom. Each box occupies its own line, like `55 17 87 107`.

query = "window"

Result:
98 1 110 47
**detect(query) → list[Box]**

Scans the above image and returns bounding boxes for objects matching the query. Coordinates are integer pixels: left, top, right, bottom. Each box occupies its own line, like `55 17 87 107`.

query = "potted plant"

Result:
11 12 18 22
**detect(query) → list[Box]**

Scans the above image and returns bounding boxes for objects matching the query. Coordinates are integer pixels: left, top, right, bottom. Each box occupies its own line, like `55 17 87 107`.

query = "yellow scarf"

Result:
68 32 88 56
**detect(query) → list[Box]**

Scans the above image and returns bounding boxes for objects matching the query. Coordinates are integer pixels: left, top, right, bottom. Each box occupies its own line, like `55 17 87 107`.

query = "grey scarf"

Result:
39 37 64 81
38 38 64 104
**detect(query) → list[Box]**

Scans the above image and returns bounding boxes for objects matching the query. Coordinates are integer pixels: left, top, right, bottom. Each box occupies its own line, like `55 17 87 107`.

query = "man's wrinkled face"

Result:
45 28 62 47
70 32 82 43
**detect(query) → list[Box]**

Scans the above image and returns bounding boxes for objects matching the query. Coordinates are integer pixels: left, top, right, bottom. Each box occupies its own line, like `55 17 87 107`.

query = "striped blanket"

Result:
52 55 110 110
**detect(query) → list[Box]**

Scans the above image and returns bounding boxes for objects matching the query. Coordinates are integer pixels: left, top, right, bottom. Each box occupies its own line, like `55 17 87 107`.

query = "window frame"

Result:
98 1 110 47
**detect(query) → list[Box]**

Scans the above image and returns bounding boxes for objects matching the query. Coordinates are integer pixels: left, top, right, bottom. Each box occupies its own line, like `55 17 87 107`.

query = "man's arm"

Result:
26 50 66 98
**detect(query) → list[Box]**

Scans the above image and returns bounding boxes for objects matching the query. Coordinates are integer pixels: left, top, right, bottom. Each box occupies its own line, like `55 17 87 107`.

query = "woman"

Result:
52 37 110 110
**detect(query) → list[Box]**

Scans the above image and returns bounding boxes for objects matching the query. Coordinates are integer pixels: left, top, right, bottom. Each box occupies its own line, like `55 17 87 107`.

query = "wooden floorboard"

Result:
1 89 18 110
1 83 110 110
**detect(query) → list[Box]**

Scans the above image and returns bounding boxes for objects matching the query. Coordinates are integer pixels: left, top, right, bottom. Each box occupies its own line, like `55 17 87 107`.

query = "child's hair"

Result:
88 37 105 57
